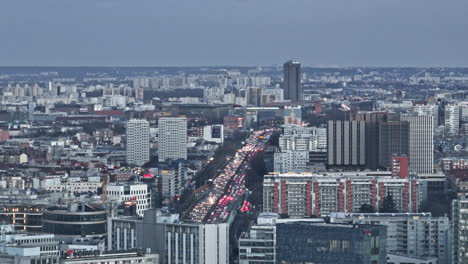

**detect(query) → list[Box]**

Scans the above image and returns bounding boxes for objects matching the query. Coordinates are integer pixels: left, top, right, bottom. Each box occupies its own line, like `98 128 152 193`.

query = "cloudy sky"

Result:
1 0 467 67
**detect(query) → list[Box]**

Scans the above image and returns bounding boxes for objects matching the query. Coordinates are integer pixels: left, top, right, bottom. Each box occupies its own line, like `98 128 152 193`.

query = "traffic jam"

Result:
188 129 273 223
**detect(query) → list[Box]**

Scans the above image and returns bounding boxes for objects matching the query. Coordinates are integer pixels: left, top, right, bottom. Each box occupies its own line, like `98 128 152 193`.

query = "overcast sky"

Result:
1 0 467 67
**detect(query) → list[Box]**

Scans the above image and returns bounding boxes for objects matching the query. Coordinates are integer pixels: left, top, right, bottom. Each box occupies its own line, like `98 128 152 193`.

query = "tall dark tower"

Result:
283 60 301 101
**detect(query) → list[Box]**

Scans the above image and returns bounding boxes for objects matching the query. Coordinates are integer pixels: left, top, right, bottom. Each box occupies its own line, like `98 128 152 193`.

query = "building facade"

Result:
158 117 187 162
283 61 301 101
330 213 451 264
401 115 434 174
126 119 150 166
263 172 421 217
327 120 366 167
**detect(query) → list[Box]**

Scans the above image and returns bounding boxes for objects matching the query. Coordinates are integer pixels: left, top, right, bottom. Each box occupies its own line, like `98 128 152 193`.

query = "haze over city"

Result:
1 0 468 67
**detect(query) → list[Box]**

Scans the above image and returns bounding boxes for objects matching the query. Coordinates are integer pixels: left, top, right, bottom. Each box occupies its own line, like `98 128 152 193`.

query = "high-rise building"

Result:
276 222 387 264
126 119 150 166
283 60 301 101
158 117 187 162
379 120 409 169
331 213 451 264
445 104 460 136
352 112 388 170
401 115 433 174
327 120 366 167
452 198 468 264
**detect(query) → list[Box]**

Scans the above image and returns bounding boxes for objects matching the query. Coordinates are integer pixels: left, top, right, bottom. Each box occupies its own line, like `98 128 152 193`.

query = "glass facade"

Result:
276 223 387 264
43 210 107 237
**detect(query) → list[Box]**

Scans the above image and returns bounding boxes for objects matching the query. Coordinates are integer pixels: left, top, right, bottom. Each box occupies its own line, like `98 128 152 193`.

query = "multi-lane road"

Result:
188 129 273 223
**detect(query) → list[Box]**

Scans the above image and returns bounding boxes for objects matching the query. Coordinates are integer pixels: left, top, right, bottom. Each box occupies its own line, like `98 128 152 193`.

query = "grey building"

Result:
330 212 451 264
401 115 433 174
327 120 366 167
379 120 409 169
126 119 150 166
158 117 187 163
283 60 301 101
136 209 229 264
352 112 388 170
276 222 387 264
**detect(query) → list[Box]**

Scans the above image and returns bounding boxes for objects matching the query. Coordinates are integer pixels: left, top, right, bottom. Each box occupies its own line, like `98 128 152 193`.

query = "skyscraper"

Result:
401 115 433 174
158 117 187 162
379 120 409 169
352 112 388 170
126 119 150 166
327 120 366 167
283 60 301 101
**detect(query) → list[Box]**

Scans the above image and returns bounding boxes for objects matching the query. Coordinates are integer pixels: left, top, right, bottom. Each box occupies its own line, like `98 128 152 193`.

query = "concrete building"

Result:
137 209 229 264
158 117 187 162
279 125 327 152
330 213 451 264
445 104 460 136
327 120 366 167
273 150 309 173
106 183 150 217
126 119 150 166
202 125 223 144
283 60 301 101
263 172 421 217
401 115 434 174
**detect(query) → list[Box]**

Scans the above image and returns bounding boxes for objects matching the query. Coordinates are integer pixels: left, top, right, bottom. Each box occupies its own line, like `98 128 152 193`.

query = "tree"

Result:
359 203 375 213
379 194 398 213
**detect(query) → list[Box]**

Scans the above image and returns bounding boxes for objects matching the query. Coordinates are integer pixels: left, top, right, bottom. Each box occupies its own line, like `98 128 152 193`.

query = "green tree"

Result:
359 203 375 213
379 194 398 213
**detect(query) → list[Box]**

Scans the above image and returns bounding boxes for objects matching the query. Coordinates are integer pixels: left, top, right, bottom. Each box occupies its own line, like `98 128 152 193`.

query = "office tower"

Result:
126 119 150 166
331 213 451 264
352 112 388 170
413 102 439 129
283 60 301 101
158 117 187 162
263 172 420 217
327 120 366 167
276 222 387 264
283 106 302 125
445 104 460 136
137 209 229 264
452 198 468 264
159 159 187 198
392 156 409 179
401 115 434 174
379 120 409 169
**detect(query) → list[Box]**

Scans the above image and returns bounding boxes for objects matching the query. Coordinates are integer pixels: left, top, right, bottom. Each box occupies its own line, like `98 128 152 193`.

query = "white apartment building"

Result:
158 117 187 162
126 119 150 166
106 183 150 217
